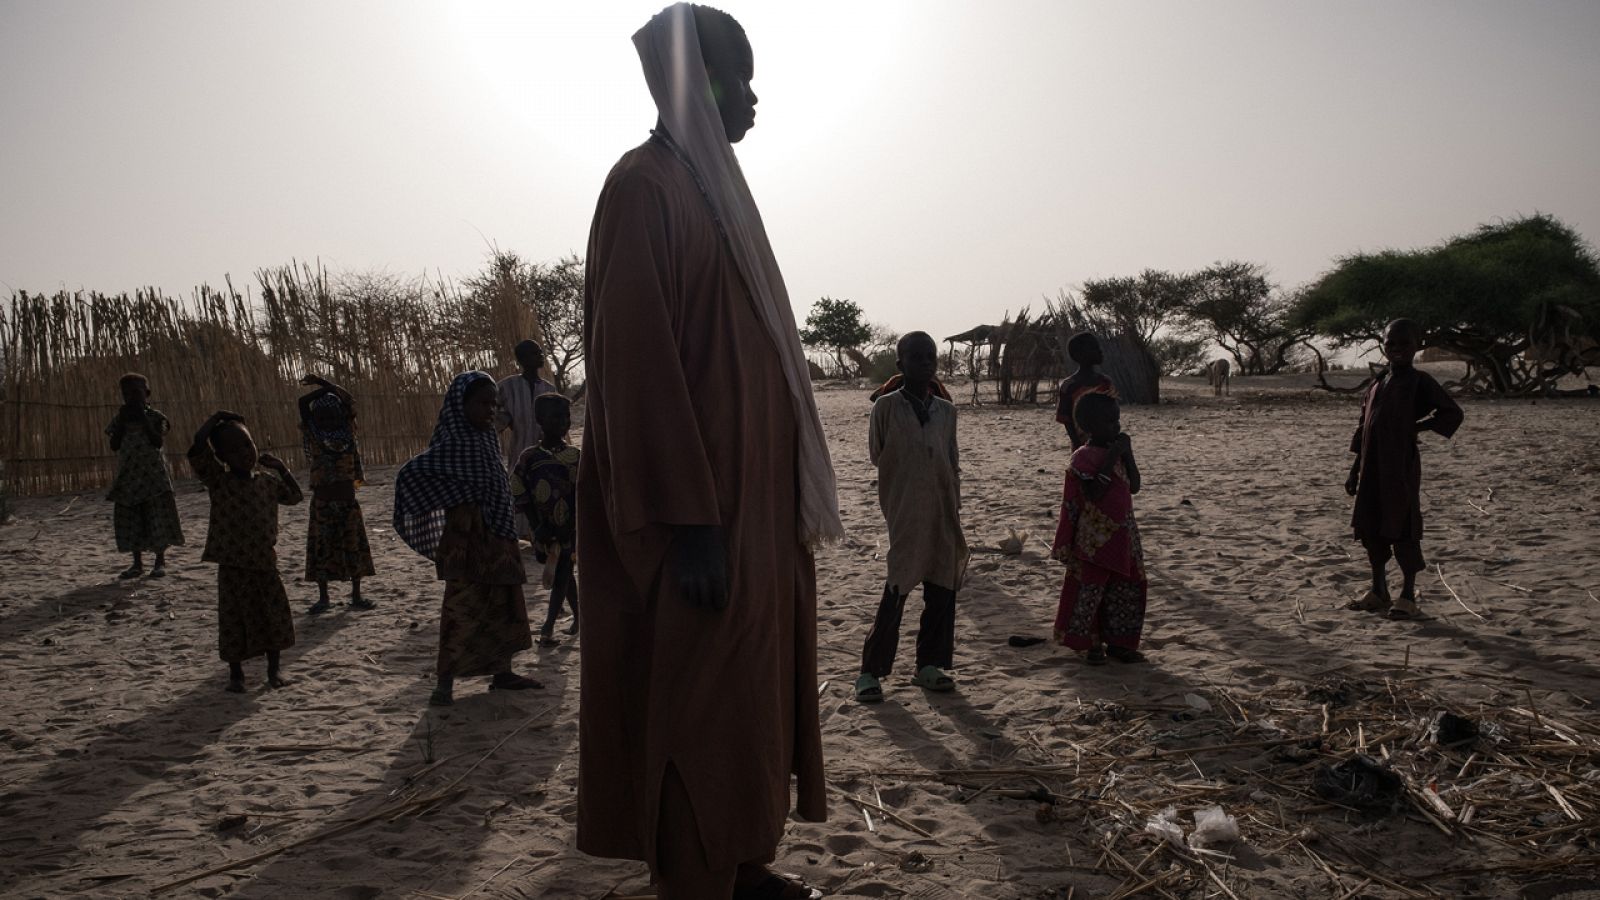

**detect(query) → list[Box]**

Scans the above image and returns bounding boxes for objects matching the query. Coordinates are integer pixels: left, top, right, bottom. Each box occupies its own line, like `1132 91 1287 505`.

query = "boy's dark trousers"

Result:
1361 537 1424 575
860 582 956 677
541 549 578 633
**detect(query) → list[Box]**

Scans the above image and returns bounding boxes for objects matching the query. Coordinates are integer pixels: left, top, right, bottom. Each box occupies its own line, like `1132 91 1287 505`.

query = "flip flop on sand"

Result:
854 673 883 703
1106 646 1146 664
1345 590 1391 613
489 673 543 691
1386 597 1421 620
911 665 954 692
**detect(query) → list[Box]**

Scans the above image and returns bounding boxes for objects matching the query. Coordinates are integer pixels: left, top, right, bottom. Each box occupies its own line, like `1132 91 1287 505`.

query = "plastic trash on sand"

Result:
1144 807 1185 848
1184 693 1213 713
1188 805 1240 849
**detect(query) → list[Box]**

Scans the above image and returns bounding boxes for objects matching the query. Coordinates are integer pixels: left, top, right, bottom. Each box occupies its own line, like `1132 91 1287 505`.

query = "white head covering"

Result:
634 4 844 546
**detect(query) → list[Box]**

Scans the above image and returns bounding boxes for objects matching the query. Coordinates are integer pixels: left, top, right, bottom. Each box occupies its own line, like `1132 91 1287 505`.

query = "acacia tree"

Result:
1078 269 1193 346
1186 261 1313 375
527 254 585 392
462 249 585 391
1291 215 1600 393
799 296 872 377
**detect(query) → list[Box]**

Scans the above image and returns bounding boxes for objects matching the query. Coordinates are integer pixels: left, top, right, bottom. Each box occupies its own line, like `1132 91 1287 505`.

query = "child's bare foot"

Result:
267 671 289 688
429 686 454 706
1345 590 1391 612
307 597 331 615
565 616 580 635
118 564 143 580
226 677 246 693
348 596 376 611
1106 646 1145 664
148 564 166 578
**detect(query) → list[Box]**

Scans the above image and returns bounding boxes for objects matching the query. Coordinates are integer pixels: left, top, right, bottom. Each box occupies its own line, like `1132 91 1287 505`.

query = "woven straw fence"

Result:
0 263 541 497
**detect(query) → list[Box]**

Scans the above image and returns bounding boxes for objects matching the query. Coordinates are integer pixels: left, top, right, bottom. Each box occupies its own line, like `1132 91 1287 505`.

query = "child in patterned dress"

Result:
511 393 580 646
105 373 184 578
188 411 303 692
298 374 376 614
1051 393 1148 665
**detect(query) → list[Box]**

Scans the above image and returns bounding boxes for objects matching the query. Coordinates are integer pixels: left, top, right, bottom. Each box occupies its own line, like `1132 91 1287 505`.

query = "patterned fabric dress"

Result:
301 397 376 583
1051 444 1147 651
189 445 302 662
511 444 580 554
435 503 532 676
395 372 531 678
105 408 185 553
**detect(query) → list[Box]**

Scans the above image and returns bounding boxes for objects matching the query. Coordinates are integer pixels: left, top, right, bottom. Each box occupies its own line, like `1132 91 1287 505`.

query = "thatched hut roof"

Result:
945 325 998 344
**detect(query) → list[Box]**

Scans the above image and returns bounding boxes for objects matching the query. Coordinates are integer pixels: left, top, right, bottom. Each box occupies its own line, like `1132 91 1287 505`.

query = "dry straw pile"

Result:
0 263 541 497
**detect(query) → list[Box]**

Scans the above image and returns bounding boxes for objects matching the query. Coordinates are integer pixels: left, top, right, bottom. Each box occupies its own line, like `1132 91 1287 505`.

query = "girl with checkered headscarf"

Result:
395 371 539 704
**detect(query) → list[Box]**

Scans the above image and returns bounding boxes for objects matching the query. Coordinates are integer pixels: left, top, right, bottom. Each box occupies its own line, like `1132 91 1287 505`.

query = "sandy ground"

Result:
2 376 1599 899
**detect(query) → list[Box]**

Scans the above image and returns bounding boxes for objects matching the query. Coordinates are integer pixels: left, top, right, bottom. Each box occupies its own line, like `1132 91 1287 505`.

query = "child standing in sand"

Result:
394 372 540 706
105 373 184 578
1052 393 1147 665
1056 332 1119 449
1343 318 1463 620
855 332 969 703
188 411 303 692
298 374 376 614
511 393 580 646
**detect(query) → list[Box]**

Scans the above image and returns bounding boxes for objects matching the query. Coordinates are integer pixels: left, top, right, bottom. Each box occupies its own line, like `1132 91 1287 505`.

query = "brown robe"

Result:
1350 367 1464 541
576 139 826 871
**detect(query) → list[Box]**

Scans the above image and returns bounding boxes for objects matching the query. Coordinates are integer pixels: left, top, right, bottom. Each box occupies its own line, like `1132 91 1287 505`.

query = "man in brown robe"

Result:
577 6 832 899
1344 318 1464 619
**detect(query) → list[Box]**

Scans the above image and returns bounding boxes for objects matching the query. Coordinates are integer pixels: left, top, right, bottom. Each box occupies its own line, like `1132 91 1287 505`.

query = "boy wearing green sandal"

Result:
856 332 970 703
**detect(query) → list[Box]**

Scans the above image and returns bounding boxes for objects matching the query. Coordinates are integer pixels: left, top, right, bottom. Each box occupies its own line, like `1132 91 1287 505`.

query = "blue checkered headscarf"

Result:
393 371 519 560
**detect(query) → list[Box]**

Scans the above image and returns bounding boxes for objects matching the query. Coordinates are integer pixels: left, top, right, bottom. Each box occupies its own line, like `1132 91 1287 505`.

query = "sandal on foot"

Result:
118 565 143 580
1345 590 1391 612
307 598 332 616
537 635 561 648
911 665 955 692
854 673 884 703
1386 597 1421 620
733 873 824 900
489 673 543 691
1106 646 1146 664
148 565 167 578
1085 647 1108 666
348 597 376 611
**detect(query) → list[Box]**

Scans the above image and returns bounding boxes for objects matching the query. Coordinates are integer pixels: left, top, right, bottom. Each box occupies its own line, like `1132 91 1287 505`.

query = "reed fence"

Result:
0 263 542 497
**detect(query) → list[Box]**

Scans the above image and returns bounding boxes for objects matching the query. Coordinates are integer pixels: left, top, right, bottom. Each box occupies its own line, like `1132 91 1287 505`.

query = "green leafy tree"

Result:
1291 214 1600 392
1186 261 1312 375
1079 269 1194 346
799 296 873 376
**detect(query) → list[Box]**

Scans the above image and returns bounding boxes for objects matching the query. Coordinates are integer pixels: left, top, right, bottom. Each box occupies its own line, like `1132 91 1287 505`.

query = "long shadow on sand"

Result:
0 610 360 893
225 643 578 899
0 580 144 646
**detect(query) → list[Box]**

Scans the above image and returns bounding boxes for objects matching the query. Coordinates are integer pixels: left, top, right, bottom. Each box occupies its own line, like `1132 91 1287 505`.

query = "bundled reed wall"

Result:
0 263 542 497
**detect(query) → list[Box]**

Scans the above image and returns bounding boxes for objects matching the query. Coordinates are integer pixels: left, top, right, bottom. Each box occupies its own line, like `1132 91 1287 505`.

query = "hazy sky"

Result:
3 0 1598 344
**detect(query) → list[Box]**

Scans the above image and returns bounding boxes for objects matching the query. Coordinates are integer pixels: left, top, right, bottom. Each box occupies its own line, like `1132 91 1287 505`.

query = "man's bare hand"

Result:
669 525 729 612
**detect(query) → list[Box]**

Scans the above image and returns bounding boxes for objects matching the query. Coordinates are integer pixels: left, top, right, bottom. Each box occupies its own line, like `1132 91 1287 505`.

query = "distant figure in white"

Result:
1206 359 1231 397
